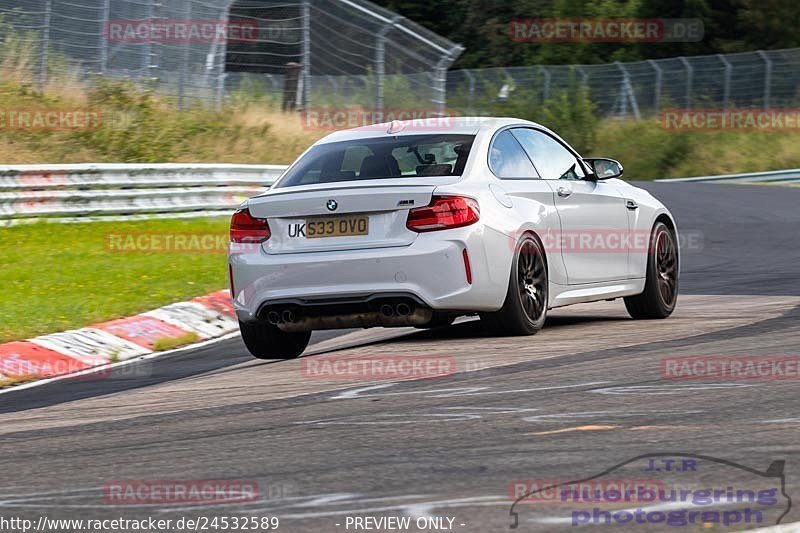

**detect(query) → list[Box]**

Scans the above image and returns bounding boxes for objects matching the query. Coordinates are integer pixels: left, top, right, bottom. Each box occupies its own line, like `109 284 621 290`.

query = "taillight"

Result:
406 196 480 233
230 208 270 243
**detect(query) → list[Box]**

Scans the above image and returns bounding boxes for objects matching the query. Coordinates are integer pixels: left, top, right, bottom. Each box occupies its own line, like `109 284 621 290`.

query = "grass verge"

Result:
0 78 798 177
0 217 229 343
591 120 800 180
0 375 38 389
0 79 324 164
153 332 201 352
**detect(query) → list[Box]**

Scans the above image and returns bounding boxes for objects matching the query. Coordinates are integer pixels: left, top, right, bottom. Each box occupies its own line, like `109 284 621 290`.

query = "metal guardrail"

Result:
655 169 800 184
0 163 287 221
2 163 795 223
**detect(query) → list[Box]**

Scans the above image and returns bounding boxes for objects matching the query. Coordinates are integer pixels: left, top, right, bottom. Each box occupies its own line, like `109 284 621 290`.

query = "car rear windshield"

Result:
274 134 475 188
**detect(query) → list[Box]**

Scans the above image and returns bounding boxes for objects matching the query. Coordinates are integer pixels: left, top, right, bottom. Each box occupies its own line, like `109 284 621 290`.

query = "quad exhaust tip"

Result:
266 308 299 325
262 299 426 331
266 311 281 325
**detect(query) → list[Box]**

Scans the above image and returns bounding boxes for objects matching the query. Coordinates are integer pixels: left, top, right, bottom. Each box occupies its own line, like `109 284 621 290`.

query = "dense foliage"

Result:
375 0 800 68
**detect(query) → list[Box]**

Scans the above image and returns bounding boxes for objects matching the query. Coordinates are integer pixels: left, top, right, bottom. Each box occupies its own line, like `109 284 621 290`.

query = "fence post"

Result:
463 69 475 114
375 17 399 113
327 75 338 100
678 56 693 109
178 0 192 110
613 62 641 120
214 2 229 110
39 0 52 89
539 66 550 102
718 54 732 110
433 55 449 114
143 0 153 77
574 65 588 87
99 0 110 75
757 50 772 109
432 46 461 114
301 0 311 109
615 62 626 117
647 59 662 115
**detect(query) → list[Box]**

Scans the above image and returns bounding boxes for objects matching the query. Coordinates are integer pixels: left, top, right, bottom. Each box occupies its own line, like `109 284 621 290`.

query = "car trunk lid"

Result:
247 183 436 253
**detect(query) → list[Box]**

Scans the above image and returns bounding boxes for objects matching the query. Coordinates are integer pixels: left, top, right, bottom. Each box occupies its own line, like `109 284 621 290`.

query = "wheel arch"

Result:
653 212 680 272
516 228 550 275
655 212 676 233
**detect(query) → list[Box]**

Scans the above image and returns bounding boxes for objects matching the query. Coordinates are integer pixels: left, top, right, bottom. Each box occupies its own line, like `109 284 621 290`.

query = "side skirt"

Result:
548 279 646 309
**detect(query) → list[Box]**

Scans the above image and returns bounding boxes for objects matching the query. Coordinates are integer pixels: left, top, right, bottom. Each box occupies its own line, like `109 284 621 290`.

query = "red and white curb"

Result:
0 290 237 385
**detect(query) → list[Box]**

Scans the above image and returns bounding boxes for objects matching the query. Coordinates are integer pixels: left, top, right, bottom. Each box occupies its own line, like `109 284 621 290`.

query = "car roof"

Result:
313 116 545 144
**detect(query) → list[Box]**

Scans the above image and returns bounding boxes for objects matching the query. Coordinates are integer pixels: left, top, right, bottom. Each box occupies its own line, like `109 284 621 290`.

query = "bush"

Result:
592 120 692 179
460 75 599 153
72 79 243 162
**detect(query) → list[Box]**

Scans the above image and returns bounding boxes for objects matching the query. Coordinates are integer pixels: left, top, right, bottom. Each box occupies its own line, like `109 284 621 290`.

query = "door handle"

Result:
557 186 572 198
626 199 638 210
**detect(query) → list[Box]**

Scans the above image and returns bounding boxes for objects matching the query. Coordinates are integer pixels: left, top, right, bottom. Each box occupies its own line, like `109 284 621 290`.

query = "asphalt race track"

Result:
2 181 799 532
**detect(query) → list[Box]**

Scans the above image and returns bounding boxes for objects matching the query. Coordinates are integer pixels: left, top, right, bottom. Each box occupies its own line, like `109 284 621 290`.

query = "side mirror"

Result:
584 158 623 180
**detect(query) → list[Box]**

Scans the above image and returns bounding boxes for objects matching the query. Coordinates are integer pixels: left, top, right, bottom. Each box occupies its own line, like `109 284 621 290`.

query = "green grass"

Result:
153 332 201 351
0 375 37 388
590 120 800 180
0 79 324 164
0 217 229 342
1 76 797 179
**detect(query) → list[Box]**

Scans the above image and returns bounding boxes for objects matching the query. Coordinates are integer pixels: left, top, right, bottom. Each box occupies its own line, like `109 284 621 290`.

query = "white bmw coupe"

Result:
229 117 678 359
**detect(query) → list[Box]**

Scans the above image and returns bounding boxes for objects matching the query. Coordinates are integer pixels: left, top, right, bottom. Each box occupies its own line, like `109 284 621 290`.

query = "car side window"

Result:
488 130 539 179
511 128 586 181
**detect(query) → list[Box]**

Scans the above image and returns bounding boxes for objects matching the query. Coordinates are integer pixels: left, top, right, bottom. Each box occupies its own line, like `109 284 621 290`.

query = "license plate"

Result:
305 216 369 238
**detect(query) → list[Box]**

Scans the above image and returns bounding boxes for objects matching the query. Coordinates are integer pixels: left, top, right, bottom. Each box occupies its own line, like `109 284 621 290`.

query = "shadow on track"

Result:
0 329 354 414
0 311 644 414
390 314 628 343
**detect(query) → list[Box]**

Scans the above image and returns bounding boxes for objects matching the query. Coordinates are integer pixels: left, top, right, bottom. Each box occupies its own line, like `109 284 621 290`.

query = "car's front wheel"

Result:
624 221 678 319
238 320 311 360
481 234 548 336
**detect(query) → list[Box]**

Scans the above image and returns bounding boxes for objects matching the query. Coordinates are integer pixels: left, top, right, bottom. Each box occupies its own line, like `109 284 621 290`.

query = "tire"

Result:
624 221 679 319
480 233 548 336
238 320 311 360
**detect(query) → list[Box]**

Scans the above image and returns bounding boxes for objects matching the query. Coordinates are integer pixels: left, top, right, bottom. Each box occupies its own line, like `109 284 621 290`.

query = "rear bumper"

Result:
230 226 510 322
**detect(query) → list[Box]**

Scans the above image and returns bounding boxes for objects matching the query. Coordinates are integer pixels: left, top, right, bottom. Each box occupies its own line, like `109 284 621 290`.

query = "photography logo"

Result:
509 453 791 529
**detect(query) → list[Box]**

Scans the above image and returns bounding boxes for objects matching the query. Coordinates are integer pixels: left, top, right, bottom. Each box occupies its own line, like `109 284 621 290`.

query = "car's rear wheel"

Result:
238 320 311 360
481 234 548 336
624 221 678 319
